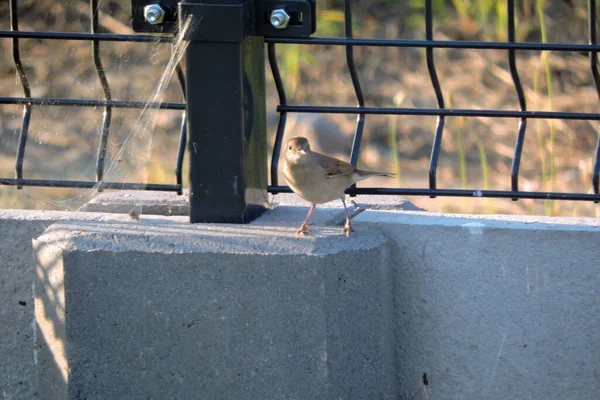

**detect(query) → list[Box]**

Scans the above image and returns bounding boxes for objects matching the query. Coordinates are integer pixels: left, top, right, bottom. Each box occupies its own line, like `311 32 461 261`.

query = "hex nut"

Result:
144 4 166 25
270 9 290 29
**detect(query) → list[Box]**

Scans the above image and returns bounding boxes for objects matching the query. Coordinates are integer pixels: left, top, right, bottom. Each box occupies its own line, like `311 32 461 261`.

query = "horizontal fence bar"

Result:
0 97 185 110
266 37 600 52
6 98 594 119
0 30 170 42
2 31 599 52
268 186 600 201
0 178 180 191
277 105 600 120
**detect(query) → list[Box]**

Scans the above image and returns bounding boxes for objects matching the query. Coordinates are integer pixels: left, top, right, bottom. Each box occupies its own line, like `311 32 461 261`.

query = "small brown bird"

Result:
283 136 394 237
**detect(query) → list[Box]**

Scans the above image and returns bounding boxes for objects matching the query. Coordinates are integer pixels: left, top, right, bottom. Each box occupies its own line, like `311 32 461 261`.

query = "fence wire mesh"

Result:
267 0 600 204
1 0 599 213
0 0 186 193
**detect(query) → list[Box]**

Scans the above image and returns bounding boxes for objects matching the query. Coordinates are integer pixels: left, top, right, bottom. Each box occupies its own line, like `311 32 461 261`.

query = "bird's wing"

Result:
313 152 356 178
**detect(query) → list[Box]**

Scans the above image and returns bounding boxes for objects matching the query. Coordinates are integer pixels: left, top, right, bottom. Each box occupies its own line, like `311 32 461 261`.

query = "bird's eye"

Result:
288 145 292 150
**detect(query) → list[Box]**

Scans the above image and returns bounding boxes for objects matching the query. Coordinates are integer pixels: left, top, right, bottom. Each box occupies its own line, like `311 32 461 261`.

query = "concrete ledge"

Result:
1 210 172 400
79 190 189 216
78 190 424 219
33 219 393 399
355 209 600 231
4 205 600 399
357 210 600 399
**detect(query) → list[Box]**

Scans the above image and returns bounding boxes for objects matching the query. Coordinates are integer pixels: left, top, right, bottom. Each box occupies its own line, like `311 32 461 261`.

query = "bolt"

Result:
144 4 165 25
270 9 290 29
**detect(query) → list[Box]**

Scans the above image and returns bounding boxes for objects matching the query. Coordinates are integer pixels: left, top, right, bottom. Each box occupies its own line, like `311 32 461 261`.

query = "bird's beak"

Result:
298 149 307 155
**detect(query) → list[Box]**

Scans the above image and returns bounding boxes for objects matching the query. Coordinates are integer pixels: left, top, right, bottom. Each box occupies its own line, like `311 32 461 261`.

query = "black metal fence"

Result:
0 0 187 193
1 0 599 224
268 0 600 204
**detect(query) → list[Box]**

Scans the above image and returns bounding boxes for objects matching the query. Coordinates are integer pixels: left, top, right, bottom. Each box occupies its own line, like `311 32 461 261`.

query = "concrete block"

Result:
33 218 394 399
79 190 424 219
0 216 45 399
10 202 598 400
356 210 600 400
0 210 189 399
1 210 176 399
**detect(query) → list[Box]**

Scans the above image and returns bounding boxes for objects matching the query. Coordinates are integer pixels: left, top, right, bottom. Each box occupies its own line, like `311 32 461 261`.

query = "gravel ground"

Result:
1 0 598 217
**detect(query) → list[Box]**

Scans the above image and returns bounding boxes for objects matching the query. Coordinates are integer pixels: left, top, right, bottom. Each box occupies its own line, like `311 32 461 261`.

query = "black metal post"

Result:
180 0 269 223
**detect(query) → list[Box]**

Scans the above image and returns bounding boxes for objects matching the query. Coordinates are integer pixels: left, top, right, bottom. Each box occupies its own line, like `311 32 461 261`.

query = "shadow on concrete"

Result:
0 220 42 398
33 243 68 398
30 216 393 399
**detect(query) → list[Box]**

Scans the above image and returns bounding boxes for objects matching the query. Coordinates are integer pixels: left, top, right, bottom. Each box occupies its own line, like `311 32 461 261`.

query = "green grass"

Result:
456 126 468 189
536 0 556 216
474 134 493 213
409 0 536 41
389 116 402 185
389 93 407 186
533 66 548 201
452 112 493 212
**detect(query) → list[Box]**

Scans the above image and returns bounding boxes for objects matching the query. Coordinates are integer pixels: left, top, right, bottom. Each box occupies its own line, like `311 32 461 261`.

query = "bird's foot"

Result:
342 221 355 237
296 223 310 235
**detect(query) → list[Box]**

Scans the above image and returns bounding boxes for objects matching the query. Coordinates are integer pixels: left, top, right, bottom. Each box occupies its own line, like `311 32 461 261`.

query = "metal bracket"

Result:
178 0 255 42
131 0 180 34
132 0 315 40
257 0 316 38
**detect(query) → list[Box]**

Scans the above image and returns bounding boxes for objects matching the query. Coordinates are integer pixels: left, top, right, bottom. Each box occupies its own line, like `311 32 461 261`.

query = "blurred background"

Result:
1 0 599 217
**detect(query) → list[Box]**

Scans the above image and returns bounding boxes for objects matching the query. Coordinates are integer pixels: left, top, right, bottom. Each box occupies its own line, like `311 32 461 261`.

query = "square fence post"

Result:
180 0 269 223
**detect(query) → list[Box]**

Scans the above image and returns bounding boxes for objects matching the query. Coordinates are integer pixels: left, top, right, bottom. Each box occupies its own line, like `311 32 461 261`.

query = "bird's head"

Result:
284 136 311 165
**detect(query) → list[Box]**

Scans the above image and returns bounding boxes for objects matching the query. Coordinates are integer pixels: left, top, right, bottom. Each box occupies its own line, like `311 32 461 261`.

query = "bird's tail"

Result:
354 170 396 180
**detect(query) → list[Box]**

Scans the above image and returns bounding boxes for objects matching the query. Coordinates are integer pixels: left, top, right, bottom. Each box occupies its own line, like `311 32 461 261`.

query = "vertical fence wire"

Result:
175 61 187 195
344 0 366 195
507 0 528 200
268 42 288 192
589 0 600 199
90 0 113 186
424 0 445 195
9 0 32 189
0 4 183 192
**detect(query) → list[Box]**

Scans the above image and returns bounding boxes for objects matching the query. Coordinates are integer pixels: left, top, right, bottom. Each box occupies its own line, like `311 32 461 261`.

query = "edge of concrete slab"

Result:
32 223 394 399
79 190 189 216
77 190 425 218
33 217 387 256
355 209 600 232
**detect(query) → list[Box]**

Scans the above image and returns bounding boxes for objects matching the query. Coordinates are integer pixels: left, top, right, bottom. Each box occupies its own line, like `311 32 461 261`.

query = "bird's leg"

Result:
341 197 355 237
296 204 316 235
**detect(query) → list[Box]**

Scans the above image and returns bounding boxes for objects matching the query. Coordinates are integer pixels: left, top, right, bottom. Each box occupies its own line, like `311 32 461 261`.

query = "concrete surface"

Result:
0 213 46 400
78 190 424 217
356 210 600 399
33 218 392 399
0 210 186 400
2 192 409 400
1 193 418 399
2 198 600 399
79 190 189 216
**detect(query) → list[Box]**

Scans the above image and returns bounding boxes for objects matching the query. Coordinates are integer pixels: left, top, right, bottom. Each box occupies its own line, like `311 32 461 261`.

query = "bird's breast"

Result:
283 161 350 204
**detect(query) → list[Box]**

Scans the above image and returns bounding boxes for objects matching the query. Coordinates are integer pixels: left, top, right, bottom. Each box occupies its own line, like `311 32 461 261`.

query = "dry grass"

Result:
1 0 599 217
267 0 600 217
